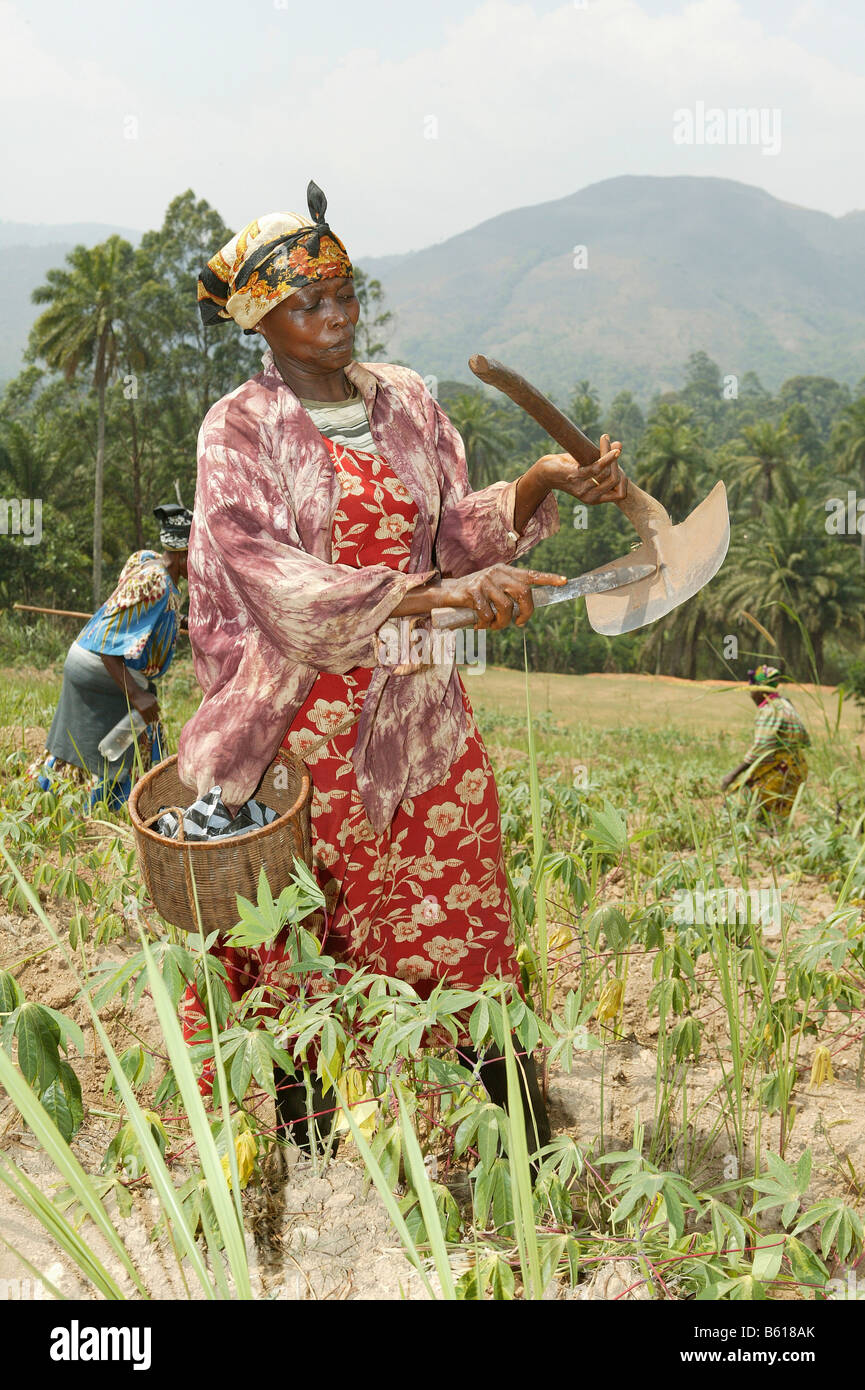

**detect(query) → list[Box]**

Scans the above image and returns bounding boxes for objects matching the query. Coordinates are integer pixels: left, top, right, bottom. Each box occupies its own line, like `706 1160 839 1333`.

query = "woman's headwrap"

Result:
197 181 353 334
153 503 193 551
748 665 782 688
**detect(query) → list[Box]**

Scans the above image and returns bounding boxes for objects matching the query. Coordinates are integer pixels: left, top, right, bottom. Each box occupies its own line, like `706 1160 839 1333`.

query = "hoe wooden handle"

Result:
468 354 671 545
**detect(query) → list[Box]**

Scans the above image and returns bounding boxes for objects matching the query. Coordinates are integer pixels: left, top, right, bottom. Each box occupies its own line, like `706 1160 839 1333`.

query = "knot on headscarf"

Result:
197 181 353 333
303 179 332 258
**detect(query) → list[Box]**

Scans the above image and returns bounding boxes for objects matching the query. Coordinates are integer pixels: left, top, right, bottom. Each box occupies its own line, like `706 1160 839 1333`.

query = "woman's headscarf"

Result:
748 664 782 688
197 181 353 334
153 503 193 551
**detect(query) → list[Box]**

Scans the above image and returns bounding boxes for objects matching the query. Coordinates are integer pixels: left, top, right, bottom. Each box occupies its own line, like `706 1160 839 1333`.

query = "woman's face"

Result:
257 275 360 371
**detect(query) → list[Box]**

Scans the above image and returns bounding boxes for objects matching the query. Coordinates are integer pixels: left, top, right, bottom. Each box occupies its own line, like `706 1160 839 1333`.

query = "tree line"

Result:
1 190 864 688
0 192 391 610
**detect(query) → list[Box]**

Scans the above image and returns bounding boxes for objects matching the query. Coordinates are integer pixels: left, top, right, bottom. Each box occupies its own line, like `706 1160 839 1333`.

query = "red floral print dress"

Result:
180 438 518 1067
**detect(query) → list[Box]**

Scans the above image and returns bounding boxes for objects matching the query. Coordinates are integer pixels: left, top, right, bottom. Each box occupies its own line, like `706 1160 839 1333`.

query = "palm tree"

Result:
725 420 802 515
715 498 865 678
569 379 601 441
604 390 645 453
29 237 136 603
636 402 704 520
0 417 69 502
446 394 515 489
831 397 865 567
639 585 720 680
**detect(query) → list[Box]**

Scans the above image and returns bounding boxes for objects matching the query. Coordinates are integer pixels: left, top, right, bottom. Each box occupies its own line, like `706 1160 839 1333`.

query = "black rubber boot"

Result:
460 1039 551 1159
273 1066 339 1158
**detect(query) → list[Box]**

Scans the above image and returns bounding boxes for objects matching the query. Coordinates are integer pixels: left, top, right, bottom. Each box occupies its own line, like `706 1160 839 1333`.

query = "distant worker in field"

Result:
721 665 810 821
31 505 191 809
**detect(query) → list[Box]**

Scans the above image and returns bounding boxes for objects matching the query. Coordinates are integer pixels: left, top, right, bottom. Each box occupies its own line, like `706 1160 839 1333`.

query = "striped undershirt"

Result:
300 386 379 455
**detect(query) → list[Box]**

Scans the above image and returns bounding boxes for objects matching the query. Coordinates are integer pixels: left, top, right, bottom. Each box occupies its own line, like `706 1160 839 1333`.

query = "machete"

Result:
430 562 656 630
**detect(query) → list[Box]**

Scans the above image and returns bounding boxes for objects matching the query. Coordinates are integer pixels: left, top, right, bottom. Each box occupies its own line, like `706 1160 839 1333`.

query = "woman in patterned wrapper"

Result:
178 182 631 1154
721 665 810 822
32 505 190 809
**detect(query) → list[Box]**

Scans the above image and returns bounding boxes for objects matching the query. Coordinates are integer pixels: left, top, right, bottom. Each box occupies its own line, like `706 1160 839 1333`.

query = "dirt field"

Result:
467 667 862 740
1 669 863 1300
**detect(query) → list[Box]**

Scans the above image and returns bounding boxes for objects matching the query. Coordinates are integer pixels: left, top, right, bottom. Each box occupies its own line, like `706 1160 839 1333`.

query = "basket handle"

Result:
162 809 206 929
143 806 185 833
140 802 202 933
177 820 203 927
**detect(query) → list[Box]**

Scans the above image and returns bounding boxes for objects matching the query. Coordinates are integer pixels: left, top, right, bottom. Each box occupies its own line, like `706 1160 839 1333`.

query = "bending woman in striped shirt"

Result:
721 665 810 822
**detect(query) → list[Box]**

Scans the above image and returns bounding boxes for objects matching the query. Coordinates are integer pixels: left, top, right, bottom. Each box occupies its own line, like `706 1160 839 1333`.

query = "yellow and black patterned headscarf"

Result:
197 181 353 334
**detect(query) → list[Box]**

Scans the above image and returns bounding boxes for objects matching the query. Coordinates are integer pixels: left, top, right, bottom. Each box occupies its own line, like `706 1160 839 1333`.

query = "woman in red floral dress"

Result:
279 436 517 994
179 183 630 1153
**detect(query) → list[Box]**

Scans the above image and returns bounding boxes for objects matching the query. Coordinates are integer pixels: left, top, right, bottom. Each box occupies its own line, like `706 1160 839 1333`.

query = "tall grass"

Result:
0 843 252 1299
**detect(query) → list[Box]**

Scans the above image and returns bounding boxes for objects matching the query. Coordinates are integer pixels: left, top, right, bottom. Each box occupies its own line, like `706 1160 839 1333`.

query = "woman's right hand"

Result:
132 689 160 725
436 564 567 631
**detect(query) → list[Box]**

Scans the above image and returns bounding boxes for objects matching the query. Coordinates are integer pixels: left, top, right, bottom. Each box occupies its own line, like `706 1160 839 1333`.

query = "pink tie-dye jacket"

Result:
177 350 560 833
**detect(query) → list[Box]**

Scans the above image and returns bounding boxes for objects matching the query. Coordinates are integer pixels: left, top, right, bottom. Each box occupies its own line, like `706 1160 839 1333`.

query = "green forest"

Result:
2 190 865 693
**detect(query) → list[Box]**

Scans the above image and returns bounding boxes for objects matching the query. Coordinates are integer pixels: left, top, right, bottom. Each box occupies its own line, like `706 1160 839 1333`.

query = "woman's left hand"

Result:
538 434 628 505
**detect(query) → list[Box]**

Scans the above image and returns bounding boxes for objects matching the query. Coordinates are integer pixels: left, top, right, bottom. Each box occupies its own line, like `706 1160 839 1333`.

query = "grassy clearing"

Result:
0 657 863 1301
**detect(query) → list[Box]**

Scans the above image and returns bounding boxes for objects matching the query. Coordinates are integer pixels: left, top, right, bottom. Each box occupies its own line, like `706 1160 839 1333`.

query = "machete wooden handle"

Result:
468 354 671 547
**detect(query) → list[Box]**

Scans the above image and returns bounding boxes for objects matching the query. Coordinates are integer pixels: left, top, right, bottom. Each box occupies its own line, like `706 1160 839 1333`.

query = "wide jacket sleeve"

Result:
194 442 435 674
431 399 560 579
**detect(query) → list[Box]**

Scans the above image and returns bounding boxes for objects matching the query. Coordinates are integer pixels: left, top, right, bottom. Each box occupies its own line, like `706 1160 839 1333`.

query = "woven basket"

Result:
129 754 313 934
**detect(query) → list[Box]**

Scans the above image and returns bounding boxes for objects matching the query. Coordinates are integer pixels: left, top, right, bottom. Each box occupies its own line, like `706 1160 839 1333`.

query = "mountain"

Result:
0 221 141 249
2 179 864 402
358 176 865 403
0 222 141 386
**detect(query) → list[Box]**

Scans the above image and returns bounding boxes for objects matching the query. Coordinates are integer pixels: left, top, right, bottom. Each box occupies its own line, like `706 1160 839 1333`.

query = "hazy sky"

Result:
2 0 863 256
